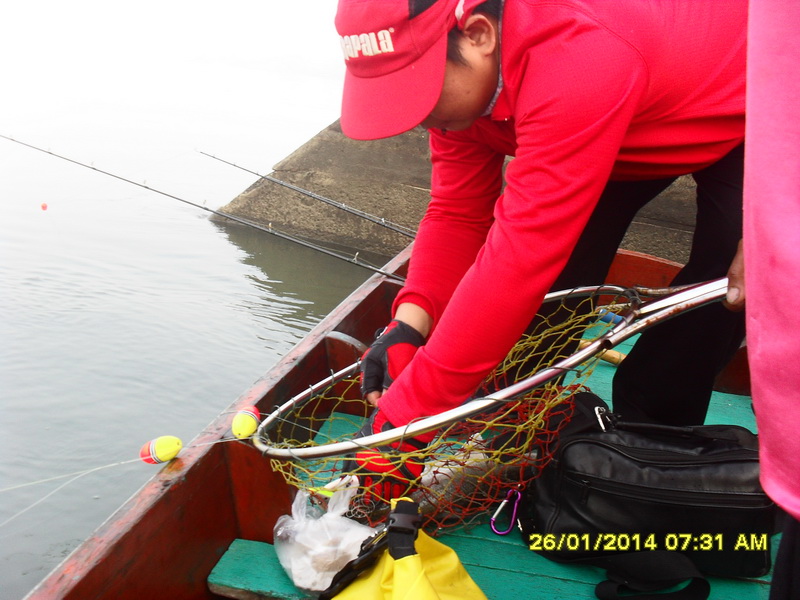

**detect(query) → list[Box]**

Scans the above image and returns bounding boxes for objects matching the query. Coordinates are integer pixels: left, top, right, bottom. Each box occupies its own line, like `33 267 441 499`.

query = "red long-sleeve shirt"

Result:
381 0 747 428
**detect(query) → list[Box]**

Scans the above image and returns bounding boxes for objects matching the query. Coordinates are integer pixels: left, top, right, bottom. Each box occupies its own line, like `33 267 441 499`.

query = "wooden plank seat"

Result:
208 526 775 600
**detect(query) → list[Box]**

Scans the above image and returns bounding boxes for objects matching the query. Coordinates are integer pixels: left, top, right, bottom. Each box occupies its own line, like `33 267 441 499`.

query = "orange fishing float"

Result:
139 436 183 464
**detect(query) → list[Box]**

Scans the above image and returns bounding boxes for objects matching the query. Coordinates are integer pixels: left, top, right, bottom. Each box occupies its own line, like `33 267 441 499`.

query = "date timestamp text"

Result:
527 532 769 553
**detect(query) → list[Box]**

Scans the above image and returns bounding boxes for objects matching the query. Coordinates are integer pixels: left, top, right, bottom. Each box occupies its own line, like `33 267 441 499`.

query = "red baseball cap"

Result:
336 0 484 140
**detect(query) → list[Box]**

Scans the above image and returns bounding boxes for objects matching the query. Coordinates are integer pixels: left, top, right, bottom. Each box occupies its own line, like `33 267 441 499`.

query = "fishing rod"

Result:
0 134 405 283
199 151 418 239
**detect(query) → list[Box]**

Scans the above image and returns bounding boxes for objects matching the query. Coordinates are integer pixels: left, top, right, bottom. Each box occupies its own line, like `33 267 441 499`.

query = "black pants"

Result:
551 143 746 426
771 514 800 600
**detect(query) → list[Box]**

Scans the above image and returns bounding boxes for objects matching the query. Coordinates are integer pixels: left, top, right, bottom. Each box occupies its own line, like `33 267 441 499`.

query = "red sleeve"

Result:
382 28 649 427
392 128 505 327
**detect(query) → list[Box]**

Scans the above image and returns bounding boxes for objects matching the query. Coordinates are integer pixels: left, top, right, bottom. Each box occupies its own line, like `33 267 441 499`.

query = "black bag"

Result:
518 392 777 599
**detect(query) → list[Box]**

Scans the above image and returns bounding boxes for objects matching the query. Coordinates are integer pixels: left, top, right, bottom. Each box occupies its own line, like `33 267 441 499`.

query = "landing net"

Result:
266 288 628 532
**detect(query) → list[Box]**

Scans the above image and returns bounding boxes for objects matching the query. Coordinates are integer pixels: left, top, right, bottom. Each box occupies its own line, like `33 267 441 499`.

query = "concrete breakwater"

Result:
217 120 697 264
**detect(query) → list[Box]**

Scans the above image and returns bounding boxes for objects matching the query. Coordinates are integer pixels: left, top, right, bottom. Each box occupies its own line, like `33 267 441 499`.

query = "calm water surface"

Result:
0 195 371 599
0 2 379 598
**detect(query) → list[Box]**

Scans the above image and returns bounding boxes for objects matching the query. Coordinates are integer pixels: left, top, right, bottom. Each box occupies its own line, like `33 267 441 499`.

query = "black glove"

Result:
360 320 425 396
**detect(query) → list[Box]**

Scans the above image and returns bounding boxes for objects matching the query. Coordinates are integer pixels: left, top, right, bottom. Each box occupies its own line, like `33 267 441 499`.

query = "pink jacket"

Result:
382 0 747 427
745 0 800 521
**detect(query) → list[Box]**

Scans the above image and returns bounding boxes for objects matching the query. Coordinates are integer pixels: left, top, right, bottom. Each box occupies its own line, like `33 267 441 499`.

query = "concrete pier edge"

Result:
217 120 697 263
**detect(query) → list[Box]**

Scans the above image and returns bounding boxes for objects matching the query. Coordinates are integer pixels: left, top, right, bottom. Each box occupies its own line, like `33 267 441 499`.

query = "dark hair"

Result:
446 0 502 64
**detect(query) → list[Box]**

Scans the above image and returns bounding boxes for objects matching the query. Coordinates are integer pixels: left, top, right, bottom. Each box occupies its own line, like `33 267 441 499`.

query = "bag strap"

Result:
387 499 422 559
593 551 710 600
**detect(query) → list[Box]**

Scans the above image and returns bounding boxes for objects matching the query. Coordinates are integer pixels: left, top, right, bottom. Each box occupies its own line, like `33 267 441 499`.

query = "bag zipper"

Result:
566 471 772 509
561 437 758 466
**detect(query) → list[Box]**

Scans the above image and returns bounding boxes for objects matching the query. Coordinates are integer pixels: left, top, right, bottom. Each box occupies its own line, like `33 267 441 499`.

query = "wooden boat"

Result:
24 246 768 600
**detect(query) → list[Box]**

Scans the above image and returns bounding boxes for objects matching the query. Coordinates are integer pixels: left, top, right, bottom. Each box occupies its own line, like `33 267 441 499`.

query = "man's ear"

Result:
460 13 499 57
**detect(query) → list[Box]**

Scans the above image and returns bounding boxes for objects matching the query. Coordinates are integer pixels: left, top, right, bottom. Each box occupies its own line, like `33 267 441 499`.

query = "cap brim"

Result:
340 33 447 141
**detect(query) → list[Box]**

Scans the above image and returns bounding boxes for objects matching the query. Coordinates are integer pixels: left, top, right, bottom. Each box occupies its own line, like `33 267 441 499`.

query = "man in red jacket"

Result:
336 0 748 498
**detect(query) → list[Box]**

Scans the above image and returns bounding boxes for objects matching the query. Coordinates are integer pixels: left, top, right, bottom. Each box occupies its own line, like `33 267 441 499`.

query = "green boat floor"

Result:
209 529 776 600
209 340 775 599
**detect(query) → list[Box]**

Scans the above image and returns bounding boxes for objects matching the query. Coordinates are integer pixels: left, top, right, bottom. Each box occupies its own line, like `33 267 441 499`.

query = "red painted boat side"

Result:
605 248 682 288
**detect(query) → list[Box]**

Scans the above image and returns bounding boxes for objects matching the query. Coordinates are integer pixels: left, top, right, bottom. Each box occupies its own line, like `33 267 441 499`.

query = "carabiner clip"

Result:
490 488 522 535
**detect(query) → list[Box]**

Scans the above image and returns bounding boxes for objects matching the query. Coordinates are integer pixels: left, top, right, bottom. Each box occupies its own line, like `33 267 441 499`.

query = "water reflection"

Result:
211 218 385 329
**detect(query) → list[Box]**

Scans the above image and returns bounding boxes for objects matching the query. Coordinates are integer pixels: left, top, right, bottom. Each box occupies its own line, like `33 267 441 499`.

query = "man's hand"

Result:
724 239 745 311
360 320 425 405
345 409 426 503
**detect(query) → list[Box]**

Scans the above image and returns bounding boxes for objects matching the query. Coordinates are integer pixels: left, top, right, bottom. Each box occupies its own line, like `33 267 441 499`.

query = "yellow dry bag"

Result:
322 499 487 600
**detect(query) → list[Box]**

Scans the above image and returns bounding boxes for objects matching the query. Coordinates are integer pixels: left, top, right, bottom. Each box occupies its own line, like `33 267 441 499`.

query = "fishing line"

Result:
0 134 405 283
0 459 142 495
0 435 252 495
0 436 248 529
0 459 139 529
0 414 248 502
199 151 418 239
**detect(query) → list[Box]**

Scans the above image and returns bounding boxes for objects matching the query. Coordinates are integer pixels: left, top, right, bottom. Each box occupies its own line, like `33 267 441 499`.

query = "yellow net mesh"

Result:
265 289 625 532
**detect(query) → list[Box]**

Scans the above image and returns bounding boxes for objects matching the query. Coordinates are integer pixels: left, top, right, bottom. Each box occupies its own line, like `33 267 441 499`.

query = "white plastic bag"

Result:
273 478 378 593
